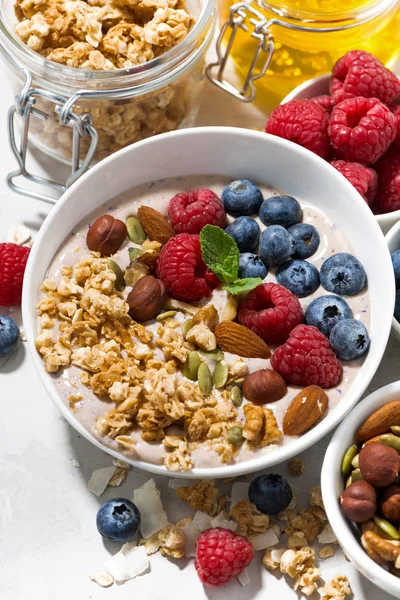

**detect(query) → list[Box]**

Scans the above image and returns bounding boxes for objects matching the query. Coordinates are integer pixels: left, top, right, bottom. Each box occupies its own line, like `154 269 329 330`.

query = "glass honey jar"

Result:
208 0 400 111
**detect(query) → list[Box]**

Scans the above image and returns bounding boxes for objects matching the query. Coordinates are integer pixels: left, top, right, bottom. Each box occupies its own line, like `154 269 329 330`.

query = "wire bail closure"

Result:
206 1 274 102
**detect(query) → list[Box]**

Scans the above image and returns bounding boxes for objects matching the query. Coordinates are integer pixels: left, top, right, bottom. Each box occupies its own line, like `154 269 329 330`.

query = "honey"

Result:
216 0 400 111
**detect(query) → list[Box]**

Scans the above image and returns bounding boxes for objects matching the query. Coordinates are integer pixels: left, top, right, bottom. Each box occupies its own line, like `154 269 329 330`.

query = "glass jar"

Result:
210 0 400 110
0 0 215 202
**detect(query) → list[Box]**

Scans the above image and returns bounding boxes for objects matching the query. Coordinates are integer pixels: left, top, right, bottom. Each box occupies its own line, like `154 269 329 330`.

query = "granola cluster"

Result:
14 0 198 161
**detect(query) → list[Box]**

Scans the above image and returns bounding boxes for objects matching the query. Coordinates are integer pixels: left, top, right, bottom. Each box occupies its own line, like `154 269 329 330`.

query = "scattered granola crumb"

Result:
318 546 335 559
176 480 220 515
89 572 114 587
318 574 351 600
287 457 305 476
230 499 270 537
309 486 325 510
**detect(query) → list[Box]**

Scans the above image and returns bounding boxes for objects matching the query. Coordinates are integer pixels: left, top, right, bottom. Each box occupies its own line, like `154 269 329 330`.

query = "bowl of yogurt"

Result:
22 126 394 478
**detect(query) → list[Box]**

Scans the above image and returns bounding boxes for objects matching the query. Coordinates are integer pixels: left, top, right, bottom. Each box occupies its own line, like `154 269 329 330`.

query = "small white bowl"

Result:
321 381 400 599
22 126 394 478
281 74 400 234
386 220 400 342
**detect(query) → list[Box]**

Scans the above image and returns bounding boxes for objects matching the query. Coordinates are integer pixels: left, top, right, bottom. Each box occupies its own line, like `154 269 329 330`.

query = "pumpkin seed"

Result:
391 426 400 436
212 361 229 389
107 259 125 291
351 454 360 469
156 310 177 322
182 318 193 339
182 351 200 381
341 444 359 476
198 362 213 395
128 247 144 261
198 348 224 361
345 474 353 488
164 298 198 315
228 426 244 447
373 515 400 540
230 386 243 407
351 468 364 482
378 433 400 452
126 216 147 244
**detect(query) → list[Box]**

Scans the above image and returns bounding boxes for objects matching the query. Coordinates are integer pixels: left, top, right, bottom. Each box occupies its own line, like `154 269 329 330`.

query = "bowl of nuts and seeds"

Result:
322 381 400 598
22 126 394 478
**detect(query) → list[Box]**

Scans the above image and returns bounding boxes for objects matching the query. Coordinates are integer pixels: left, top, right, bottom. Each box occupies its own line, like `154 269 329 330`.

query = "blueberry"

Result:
259 225 295 267
329 319 370 361
96 498 141 542
225 216 260 252
395 290 400 322
305 294 353 337
277 259 320 298
392 250 400 289
320 253 366 296
221 180 263 216
249 474 292 515
259 195 302 228
238 253 268 279
0 315 20 355
288 223 320 259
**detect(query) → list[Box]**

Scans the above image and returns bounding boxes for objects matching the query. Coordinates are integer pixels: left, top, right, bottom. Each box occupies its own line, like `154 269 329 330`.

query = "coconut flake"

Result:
180 521 199 557
133 479 168 538
89 573 114 587
287 485 299 510
71 459 81 468
237 569 250 586
210 511 237 532
7 224 31 246
249 529 279 551
270 548 285 564
105 543 149 582
192 511 213 532
88 466 116 496
230 482 250 507
317 524 338 544
113 459 131 470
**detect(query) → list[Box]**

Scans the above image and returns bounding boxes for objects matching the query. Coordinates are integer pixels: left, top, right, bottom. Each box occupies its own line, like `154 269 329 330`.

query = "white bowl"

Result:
22 126 395 478
281 73 400 234
386 220 400 342
321 381 400 599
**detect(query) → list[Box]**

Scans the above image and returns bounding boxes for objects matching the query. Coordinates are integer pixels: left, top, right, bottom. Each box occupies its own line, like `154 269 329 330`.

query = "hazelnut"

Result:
380 485 400 523
359 443 400 487
340 480 377 523
127 275 166 321
243 369 287 405
86 215 127 256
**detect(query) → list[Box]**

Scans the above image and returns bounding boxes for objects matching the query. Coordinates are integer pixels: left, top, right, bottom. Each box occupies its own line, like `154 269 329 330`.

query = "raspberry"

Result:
329 97 397 164
238 282 303 344
390 104 400 147
375 146 400 213
270 324 343 389
156 233 217 302
330 160 378 205
195 528 253 587
0 243 31 306
168 189 225 234
310 95 334 114
330 50 400 105
265 100 330 159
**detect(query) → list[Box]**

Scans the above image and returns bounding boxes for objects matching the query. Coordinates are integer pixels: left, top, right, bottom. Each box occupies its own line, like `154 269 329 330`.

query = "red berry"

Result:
195 527 253 587
265 99 330 159
311 95 334 114
156 233 217 302
329 97 397 164
330 50 400 105
330 159 378 205
375 146 400 213
238 282 303 345
390 104 400 147
0 243 31 306
168 189 225 235
270 324 343 389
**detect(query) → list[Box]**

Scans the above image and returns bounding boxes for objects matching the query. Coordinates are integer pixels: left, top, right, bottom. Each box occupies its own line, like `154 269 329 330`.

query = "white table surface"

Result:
1 50 400 600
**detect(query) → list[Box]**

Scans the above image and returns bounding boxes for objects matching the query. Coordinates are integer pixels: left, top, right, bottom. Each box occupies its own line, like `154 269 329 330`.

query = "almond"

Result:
356 402 400 442
283 385 328 436
137 206 174 245
214 322 270 359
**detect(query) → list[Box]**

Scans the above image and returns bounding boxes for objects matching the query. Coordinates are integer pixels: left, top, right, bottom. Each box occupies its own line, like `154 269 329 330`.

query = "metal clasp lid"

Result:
206 1 274 102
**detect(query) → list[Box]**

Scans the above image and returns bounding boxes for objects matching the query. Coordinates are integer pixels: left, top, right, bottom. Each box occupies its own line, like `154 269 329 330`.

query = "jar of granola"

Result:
0 0 215 201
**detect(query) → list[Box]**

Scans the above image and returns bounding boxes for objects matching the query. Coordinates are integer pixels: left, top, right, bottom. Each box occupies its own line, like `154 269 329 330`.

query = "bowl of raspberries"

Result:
268 50 400 234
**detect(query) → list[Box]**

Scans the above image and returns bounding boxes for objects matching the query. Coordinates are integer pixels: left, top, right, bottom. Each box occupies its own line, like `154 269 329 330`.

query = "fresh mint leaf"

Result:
200 225 239 283
223 278 262 296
